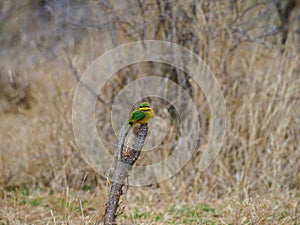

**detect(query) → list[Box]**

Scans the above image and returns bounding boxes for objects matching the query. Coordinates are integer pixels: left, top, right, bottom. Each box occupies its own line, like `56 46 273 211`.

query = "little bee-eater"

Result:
128 102 154 125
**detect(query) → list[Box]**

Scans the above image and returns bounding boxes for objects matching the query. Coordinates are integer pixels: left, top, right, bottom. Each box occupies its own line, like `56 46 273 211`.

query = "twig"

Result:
63 48 108 105
117 125 125 161
103 124 149 225
295 201 299 225
80 200 86 225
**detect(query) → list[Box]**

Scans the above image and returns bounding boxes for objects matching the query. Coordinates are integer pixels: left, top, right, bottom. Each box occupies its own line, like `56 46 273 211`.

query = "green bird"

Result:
128 102 154 126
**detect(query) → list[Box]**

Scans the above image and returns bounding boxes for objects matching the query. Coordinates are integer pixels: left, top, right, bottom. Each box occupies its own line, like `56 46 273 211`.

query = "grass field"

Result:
0 1 299 224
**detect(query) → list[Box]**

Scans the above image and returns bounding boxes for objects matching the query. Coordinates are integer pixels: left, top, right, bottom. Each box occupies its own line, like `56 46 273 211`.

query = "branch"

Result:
103 124 149 225
62 48 108 105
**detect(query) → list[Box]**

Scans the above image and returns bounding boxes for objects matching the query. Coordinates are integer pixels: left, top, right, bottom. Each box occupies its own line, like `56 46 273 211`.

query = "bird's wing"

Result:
129 110 145 122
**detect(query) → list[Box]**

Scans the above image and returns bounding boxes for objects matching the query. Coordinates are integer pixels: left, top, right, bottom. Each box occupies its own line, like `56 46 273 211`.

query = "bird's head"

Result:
138 102 151 109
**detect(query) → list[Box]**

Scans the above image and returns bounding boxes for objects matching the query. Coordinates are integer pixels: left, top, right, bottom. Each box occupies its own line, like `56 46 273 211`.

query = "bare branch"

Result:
63 48 109 105
103 124 149 225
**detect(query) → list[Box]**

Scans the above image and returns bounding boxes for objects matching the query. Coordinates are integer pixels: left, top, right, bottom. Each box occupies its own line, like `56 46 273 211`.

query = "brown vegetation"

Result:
0 0 299 224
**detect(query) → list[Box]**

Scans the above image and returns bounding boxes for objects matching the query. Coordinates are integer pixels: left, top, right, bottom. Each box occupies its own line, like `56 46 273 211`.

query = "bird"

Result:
128 102 154 126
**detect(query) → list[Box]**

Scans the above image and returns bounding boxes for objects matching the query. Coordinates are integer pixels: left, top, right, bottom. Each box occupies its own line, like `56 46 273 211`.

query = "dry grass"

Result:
0 0 300 224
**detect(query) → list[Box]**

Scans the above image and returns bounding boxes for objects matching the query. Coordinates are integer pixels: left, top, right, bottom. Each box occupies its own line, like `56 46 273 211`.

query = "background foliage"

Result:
0 0 299 224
